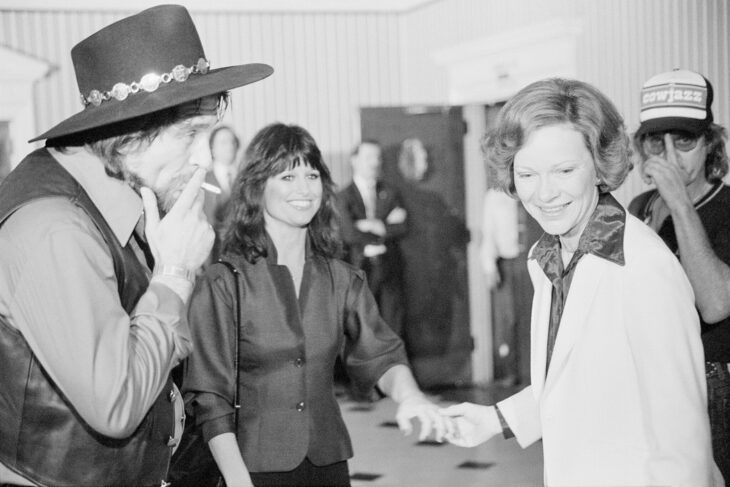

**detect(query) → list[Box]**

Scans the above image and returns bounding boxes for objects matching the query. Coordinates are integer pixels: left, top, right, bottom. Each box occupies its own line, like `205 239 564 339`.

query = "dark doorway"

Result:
360 106 472 389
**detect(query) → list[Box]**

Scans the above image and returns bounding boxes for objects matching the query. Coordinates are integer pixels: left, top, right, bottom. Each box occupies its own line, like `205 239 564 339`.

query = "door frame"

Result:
434 19 582 384
0 45 55 170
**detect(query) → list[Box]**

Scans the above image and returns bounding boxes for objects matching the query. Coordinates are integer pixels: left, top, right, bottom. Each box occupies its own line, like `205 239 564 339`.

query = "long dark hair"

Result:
222 122 341 263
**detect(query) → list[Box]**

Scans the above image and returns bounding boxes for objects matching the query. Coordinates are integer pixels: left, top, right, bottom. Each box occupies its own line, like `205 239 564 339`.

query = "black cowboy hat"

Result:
30 4 273 142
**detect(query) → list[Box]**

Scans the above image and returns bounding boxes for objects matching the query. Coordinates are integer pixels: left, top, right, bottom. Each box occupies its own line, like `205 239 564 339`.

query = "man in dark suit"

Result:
337 140 407 336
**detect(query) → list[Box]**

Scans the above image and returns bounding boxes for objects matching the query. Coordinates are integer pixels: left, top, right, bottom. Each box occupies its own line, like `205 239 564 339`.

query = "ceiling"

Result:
0 0 438 13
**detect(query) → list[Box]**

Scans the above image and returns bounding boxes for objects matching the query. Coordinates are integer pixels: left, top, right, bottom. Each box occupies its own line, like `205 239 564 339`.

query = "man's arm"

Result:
1 199 192 438
382 188 408 240
669 202 730 323
643 136 730 323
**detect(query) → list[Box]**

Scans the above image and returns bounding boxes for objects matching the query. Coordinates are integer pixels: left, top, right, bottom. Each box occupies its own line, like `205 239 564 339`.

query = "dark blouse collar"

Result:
263 231 315 265
531 192 626 269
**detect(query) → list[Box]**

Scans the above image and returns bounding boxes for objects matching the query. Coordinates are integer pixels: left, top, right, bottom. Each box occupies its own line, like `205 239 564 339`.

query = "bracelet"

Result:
494 404 515 439
153 265 196 284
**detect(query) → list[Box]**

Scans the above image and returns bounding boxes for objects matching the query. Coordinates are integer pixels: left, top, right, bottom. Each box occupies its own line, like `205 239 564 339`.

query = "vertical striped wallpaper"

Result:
1 1 727 198
0 8 403 186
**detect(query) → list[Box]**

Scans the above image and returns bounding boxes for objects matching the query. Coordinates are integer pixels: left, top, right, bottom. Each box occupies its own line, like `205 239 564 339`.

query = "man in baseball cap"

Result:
629 68 730 483
0 5 272 486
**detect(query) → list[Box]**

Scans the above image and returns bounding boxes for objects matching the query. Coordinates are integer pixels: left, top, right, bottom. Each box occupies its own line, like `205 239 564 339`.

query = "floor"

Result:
340 385 543 487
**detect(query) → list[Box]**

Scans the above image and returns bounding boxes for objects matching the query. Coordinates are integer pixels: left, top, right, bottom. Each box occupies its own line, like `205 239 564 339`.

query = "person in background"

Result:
628 68 730 483
182 123 450 487
441 78 718 486
204 124 241 264
396 137 469 381
336 140 407 338
0 5 272 486
480 188 521 290
480 187 540 386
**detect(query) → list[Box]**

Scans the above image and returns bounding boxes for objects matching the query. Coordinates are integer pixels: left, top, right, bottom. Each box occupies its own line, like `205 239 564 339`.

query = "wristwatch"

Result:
153 265 196 284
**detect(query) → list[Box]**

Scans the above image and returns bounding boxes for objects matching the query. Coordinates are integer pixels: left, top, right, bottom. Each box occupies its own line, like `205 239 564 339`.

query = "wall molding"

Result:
0 45 54 164
0 0 436 13
432 18 583 105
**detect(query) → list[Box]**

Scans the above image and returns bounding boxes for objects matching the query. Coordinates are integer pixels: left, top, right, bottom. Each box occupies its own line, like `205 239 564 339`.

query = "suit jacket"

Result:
498 214 715 486
336 180 407 284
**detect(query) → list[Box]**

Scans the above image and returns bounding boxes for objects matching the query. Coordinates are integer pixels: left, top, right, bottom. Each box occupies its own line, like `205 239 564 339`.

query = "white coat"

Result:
498 213 717 487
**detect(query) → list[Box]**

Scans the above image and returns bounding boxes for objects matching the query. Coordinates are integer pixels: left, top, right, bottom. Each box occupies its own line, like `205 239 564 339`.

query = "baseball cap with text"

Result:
636 69 713 137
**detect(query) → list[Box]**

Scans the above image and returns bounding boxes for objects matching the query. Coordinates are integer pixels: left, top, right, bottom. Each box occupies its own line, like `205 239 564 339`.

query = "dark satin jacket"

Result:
182 239 408 472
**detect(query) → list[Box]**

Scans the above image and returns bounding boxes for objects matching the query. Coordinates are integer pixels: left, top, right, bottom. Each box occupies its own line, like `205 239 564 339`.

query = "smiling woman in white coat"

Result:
441 78 720 487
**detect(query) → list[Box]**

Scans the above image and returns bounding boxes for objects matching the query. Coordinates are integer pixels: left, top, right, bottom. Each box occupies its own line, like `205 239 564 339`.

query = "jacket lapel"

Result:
528 258 552 398
543 254 605 393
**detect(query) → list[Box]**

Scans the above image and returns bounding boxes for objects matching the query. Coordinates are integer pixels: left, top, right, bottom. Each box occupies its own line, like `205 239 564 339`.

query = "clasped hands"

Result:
354 206 407 236
438 402 503 447
396 397 502 448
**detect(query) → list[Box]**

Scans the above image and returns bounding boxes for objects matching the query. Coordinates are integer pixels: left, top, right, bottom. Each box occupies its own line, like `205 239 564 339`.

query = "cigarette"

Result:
201 182 222 194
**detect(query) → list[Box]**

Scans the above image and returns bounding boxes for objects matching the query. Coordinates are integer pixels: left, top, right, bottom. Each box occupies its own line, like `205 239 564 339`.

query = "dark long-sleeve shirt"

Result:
182 240 409 472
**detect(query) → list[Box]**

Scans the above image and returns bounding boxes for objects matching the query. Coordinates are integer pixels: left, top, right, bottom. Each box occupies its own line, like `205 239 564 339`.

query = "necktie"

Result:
131 230 156 272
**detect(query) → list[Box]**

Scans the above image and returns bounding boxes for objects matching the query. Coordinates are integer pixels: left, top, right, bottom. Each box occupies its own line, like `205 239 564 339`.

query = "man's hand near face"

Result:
141 167 215 300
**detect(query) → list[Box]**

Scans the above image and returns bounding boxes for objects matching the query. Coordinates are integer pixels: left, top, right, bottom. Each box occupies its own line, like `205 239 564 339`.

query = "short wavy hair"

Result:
632 122 729 183
222 122 341 263
483 78 631 196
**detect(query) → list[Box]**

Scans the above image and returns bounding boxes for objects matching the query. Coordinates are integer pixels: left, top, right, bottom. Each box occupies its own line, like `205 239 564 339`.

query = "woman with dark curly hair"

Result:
182 123 450 487
441 78 717 486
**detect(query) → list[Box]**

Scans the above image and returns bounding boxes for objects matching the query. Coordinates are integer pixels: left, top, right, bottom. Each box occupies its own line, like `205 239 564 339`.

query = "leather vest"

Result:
0 149 175 486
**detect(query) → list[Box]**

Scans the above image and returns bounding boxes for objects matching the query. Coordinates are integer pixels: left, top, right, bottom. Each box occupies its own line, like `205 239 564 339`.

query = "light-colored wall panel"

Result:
192 10 403 184
3 2 727 198
402 0 730 205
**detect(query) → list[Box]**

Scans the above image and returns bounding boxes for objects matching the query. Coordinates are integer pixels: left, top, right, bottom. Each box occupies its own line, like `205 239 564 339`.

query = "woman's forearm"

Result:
208 432 253 487
377 364 424 403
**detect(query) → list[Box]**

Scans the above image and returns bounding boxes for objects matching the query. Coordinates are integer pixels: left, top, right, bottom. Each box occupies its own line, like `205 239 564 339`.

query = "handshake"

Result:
399 398 503 448
438 403 503 447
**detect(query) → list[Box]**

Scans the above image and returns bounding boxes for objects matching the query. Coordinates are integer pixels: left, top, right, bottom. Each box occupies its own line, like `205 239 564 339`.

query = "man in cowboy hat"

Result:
628 68 730 483
0 5 272 486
